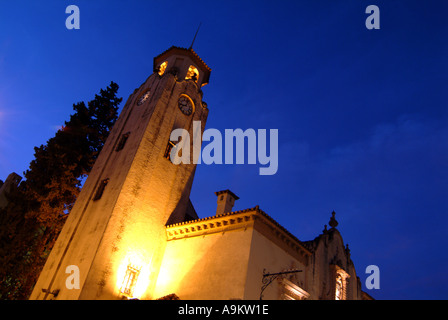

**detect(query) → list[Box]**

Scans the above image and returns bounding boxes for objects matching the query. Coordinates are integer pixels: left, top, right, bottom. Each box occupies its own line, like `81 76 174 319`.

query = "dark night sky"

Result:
0 1 447 299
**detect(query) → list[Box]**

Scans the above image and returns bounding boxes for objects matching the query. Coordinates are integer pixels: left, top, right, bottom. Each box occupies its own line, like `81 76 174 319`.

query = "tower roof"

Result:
153 46 211 85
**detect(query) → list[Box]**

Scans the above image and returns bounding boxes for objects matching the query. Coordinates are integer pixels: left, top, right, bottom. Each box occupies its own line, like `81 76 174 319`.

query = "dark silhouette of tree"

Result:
0 82 122 299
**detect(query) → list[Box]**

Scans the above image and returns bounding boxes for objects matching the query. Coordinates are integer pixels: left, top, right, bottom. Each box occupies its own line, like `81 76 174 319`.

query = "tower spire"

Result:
189 22 202 50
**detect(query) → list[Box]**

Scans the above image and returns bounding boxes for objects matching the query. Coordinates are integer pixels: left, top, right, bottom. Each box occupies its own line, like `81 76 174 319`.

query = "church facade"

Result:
29 46 372 300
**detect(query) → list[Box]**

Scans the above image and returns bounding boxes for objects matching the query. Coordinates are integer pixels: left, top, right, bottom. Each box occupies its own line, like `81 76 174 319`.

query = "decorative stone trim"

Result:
166 209 255 240
280 278 310 300
154 46 211 72
165 206 312 261
330 264 350 300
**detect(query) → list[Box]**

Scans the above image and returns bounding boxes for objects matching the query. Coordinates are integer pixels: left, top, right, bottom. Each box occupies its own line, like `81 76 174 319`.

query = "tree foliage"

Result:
0 82 122 299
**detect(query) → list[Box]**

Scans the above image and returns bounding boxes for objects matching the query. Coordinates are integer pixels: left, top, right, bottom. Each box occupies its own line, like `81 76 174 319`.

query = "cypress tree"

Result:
0 81 122 299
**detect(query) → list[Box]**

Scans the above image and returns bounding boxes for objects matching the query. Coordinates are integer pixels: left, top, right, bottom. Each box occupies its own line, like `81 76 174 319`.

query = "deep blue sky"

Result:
0 1 447 299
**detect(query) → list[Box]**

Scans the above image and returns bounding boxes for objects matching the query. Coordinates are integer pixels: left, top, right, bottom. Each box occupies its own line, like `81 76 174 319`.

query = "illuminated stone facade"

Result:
155 205 366 300
30 47 371 300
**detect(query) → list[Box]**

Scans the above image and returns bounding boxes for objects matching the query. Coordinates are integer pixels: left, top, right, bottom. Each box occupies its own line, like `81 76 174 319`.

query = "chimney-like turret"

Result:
0 172 22 209
215 190 239 216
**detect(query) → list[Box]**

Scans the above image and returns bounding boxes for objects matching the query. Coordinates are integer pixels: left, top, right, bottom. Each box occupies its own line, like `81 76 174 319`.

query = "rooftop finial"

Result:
189 22 202 50
329 210 338 229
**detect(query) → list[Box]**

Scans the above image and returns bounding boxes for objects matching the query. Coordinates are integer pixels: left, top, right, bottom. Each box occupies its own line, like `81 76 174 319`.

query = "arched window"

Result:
335 273 343 300
185 65 199 82
158 61 168 76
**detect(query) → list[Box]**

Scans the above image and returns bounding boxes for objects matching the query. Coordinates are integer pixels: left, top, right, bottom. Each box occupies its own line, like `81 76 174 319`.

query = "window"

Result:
93 178 109 201
158 61 168 76
120 263 141 298
335 273 343 300
137 90 151 106
333 267 350 300
185 65 199 82
116 132 130 152
164 140 176 162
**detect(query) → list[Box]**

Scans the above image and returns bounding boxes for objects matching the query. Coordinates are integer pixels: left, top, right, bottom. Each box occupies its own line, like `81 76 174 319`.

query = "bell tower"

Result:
30 46 211 300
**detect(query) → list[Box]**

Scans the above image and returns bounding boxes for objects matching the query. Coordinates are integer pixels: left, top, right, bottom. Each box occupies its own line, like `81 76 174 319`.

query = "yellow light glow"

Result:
335 273 343 300
120 263 140 297
116 252 152 299
158 61 168 76
185 65 199 82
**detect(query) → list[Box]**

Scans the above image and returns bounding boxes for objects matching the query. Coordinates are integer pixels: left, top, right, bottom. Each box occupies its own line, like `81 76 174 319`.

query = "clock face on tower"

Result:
137 90 151 106
178 95 193 116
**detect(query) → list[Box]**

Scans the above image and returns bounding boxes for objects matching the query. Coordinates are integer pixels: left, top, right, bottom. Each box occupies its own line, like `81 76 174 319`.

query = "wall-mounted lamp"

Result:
260 269 302 300
120 263 141 298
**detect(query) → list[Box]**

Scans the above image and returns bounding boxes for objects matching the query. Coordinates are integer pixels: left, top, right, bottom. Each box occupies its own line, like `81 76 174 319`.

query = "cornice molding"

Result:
165 206 312 262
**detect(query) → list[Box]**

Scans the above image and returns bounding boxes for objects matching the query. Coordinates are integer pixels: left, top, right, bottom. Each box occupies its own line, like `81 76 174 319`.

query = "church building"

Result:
29 46 372 300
